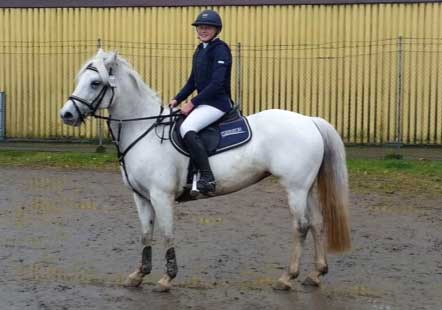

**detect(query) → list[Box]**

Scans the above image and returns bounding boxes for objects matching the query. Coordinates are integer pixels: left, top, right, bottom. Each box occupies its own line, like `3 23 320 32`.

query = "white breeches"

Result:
180 104 225 138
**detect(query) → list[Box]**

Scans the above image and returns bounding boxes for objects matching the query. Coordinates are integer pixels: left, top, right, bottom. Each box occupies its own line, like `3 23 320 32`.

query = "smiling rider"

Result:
170 10 233 195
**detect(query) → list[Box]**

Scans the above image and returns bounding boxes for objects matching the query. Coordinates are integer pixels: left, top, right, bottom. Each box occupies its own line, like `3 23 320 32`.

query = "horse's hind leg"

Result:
274 189 310 290
303 188 328 286
124 193 155 287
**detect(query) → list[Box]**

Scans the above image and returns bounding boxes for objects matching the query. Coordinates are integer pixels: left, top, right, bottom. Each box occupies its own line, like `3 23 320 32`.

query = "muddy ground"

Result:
0 166 441 310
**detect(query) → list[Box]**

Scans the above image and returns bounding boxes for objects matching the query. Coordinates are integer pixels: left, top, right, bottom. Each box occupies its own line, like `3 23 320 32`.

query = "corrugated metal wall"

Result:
0 4 441 143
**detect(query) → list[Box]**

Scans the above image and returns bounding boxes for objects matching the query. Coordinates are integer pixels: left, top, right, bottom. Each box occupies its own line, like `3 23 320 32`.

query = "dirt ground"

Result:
0 166 441 310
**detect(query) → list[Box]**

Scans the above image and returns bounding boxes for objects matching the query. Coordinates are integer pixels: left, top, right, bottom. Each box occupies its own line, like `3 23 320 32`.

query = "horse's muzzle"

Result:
60 104 82 127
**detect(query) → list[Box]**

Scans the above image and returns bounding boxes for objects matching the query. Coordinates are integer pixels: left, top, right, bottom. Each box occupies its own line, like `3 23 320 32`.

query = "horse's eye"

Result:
91 80 101 88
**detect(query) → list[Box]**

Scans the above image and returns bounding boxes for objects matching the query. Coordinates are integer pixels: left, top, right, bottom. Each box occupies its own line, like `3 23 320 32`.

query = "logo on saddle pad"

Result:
220 127 246 138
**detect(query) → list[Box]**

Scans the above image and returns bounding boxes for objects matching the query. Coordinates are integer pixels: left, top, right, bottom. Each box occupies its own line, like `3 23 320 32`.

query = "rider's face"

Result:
196 25 218 42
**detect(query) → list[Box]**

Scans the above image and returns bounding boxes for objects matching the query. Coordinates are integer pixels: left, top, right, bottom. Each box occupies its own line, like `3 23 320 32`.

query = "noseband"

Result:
68 64 115 123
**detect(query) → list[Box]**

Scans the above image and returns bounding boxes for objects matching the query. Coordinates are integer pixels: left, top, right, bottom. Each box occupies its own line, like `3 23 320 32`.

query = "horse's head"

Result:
60 49 120 126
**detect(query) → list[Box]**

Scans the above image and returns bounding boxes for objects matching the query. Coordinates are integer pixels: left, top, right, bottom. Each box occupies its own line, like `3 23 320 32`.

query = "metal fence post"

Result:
396 35 404 148
96 38 106 153
236 42 242 112
0 92 5 141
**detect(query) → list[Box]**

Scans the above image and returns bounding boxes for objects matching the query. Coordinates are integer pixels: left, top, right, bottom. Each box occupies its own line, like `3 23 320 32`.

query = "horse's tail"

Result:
313 117 351 252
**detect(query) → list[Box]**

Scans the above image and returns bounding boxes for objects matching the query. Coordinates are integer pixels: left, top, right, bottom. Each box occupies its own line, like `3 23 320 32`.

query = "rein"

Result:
68 63 181 199
95 106 181 163
101 106 180 200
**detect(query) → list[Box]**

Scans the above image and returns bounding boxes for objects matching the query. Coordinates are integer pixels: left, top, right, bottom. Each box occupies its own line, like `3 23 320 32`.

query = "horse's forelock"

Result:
76 52 113 84
75 61 93 82
94 57 110 84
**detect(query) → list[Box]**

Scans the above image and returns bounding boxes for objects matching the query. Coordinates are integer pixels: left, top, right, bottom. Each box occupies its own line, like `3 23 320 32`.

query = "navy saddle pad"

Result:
171 109 252 157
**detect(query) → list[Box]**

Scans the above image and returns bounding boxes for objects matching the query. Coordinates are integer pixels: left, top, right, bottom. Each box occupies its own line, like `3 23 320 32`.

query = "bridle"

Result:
66 63 180 148
68 64 116 123
66 62 181 199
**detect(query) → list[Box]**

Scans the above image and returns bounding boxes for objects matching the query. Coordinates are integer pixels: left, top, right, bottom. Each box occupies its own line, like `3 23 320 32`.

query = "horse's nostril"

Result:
63 111 73 119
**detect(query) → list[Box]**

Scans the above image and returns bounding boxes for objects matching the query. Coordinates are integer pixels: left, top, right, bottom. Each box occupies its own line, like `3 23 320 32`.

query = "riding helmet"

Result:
192 10 223 30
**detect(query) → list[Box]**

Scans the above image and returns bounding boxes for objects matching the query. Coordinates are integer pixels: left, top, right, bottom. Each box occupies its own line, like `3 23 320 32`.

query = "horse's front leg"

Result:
150 189 178 292
124 193 155 287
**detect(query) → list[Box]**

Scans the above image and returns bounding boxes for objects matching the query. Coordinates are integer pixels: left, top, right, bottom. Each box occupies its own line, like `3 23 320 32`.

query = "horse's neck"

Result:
110 84 161 119
108 85 163 152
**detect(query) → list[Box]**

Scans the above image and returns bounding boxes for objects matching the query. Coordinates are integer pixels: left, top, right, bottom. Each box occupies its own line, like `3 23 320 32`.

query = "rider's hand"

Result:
169 99 178 107
181 100 195 116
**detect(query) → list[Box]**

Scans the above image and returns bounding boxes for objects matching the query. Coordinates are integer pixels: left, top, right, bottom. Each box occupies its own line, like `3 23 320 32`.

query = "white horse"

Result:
60 50 351 292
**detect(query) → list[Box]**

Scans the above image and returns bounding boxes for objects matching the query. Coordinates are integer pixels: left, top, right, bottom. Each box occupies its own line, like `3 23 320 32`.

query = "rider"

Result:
169 9 233 195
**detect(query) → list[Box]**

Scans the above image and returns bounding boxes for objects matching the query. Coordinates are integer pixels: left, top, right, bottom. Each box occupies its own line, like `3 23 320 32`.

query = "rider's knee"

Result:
180 122 195 138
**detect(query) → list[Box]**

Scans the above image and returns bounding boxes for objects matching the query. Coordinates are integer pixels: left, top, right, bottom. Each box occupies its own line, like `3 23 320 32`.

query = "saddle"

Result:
171 106 252 157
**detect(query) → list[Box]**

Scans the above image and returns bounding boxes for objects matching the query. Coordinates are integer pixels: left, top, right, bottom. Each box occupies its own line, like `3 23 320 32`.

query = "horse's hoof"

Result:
152 275 172 292
302 275 320 287
272 279 292 291
123 271 144 287
152 283 171 293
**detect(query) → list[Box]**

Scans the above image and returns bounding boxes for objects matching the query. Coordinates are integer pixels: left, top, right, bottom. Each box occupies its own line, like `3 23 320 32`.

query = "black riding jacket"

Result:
174 38 233 113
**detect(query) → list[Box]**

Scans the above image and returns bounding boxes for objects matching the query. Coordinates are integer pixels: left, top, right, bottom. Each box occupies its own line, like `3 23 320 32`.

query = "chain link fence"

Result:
0 37 441 144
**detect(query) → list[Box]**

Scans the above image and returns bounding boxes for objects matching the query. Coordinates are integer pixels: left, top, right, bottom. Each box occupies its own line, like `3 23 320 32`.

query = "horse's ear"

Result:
104 51 118 67
111 51 118 63
97 48 105 57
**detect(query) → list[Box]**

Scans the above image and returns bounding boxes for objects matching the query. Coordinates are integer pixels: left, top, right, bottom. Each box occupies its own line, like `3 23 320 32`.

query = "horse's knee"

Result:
141 234 152 246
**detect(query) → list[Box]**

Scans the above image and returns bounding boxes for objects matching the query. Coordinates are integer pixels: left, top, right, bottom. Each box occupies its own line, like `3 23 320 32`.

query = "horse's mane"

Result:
77 50 163 105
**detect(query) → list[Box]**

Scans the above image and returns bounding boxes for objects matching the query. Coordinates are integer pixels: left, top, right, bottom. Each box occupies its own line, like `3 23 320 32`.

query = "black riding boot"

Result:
185 160 196 189
183 131 216 195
